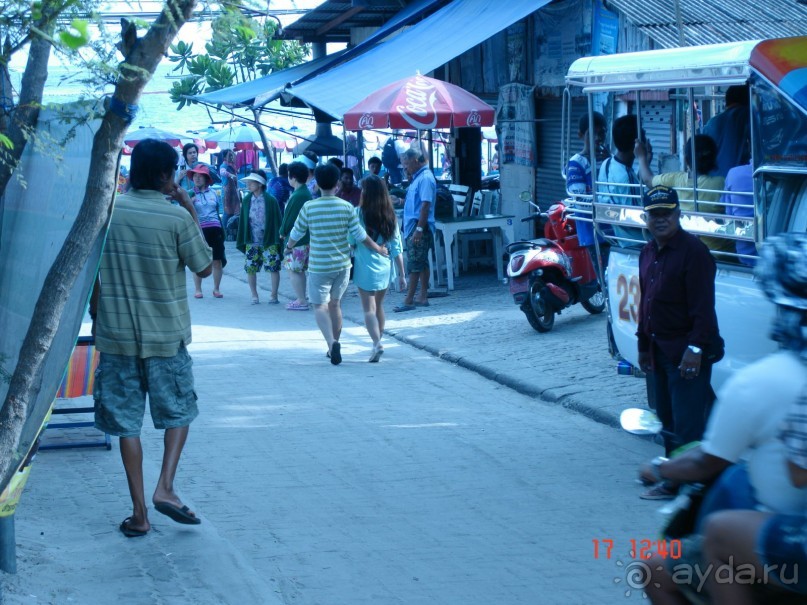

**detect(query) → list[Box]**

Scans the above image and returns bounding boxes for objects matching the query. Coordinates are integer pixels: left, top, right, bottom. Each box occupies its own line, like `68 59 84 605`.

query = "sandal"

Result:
286 301 309 311
268 298 280 304
194 292 203 299
393 304 416 313
212 291 223 299
640 482 678 500
251 298 260 305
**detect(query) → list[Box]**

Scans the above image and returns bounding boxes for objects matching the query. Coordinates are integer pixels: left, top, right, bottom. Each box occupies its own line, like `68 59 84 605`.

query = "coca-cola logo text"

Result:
358 113 374 129
396 75 438 130
466 110 482 127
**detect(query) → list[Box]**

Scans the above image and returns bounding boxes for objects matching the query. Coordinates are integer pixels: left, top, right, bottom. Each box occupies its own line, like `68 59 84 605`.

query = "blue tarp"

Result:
283 0 549 121
0 101 106 490
191 51 345 108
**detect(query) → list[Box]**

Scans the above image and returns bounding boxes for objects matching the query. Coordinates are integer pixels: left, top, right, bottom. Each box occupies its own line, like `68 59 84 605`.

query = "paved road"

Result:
4 259 663 605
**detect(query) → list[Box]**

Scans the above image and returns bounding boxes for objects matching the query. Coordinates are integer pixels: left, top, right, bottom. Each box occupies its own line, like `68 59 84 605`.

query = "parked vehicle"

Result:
563 36 807 391
506 192 604 332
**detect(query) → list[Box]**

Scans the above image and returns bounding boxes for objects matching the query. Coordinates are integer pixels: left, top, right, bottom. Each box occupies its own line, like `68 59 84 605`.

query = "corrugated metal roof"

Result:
608 0 807 48
282 0 448 43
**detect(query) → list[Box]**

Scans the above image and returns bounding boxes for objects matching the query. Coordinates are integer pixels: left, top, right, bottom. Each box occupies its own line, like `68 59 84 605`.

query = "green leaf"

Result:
59 19 90 50
0 134 13 150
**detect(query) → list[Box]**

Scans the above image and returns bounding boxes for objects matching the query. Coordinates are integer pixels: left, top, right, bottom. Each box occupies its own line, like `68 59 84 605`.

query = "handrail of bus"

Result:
567 76 749 94
591 203 755 231
560 87 572 180
755 165 807 177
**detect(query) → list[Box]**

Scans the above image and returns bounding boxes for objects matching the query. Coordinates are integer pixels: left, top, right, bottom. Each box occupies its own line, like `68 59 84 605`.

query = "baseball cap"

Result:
643 185 679 211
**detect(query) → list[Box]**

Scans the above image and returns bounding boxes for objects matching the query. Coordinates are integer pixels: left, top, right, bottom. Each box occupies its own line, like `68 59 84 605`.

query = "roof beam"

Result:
315 6 365 36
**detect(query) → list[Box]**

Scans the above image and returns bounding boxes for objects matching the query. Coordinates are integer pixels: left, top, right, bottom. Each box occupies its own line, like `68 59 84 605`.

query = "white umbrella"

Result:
124 126 185 147
204 124 264 151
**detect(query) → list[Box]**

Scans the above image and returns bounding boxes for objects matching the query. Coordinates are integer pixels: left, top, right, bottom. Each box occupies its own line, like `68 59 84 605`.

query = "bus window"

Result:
788 180 807 233
762 172 807 236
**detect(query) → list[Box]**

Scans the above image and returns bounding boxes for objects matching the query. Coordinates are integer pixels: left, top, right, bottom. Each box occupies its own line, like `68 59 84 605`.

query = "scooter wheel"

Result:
523 293 555 333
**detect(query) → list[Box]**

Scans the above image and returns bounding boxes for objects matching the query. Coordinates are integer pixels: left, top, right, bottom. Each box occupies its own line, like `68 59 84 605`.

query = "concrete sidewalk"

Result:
224 242 648 428
2 255 660 604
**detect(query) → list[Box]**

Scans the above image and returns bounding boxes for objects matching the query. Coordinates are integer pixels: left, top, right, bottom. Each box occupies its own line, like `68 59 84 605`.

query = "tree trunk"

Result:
253 108 278 176
0 0 199 494
0 7 56 195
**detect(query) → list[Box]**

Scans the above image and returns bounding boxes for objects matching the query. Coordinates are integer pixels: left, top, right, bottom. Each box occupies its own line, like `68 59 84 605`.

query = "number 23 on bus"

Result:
616 274 641 324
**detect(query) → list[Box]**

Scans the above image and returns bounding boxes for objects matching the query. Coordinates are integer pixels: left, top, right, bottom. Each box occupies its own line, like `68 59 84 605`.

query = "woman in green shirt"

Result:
236 170 282 304
279 161 313 310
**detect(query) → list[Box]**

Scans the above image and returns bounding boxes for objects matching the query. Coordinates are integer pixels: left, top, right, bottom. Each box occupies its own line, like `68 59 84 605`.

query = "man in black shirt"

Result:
637 185 723 499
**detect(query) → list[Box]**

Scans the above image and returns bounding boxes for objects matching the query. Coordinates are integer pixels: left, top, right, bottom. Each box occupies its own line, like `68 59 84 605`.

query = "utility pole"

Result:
674 0 686 47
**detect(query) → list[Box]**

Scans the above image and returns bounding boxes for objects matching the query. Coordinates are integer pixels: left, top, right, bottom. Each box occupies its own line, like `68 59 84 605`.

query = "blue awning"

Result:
283 0 548 121
191 51 345 108
192 0 444 110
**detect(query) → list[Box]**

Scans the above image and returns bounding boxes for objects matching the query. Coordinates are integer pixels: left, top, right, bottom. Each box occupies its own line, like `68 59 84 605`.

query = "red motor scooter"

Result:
506 195 605 332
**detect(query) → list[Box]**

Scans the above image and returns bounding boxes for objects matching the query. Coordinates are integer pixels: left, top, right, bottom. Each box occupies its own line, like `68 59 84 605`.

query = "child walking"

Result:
236 170 282 304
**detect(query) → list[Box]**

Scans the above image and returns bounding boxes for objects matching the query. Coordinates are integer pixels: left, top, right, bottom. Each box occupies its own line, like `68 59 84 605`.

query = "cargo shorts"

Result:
405 228 434 273
93 344 199 437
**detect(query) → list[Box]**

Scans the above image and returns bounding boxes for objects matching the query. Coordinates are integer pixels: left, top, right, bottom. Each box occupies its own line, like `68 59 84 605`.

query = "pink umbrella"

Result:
344 73 494 131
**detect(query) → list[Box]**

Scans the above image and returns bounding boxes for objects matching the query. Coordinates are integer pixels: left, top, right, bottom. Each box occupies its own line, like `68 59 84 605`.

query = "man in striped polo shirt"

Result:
286 163 388 365
92 139 213 538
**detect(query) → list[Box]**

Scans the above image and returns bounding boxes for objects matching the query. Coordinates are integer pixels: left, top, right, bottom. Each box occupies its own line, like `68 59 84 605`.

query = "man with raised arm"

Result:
92 139 213 538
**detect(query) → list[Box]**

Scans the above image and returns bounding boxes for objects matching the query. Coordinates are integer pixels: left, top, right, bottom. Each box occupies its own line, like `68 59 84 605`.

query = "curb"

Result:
380 324 623 429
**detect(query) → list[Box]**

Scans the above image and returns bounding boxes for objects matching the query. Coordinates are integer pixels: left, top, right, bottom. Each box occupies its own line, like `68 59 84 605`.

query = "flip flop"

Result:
393 304 416 313
119 517 148 538
153 501 201 525
268 298 280 304
251 298 260 305
212 291 223 298
330 341 342 365
194 293 203 299
414 301 430 307
286 301 309 311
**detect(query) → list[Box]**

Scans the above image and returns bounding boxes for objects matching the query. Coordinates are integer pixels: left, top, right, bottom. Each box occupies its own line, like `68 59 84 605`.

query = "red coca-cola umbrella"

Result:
343 73 495 131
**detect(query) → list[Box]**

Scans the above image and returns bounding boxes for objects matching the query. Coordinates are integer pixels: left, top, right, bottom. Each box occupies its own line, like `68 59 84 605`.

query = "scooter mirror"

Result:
519 191 531 202
620 408 663 435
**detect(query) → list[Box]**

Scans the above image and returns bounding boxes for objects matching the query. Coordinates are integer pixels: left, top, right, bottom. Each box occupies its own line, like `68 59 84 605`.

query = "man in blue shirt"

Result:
566 111 609 278
395 148 436 312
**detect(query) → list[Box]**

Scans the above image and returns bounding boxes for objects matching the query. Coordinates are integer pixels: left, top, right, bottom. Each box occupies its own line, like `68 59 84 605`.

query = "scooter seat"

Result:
506 238 556 253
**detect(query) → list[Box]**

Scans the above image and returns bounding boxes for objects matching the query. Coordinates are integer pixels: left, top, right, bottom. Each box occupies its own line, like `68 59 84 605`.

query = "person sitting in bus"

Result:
704 84 750 178
722 160 757 266
596 115 645 246
566 111 610 276
635 134 734 254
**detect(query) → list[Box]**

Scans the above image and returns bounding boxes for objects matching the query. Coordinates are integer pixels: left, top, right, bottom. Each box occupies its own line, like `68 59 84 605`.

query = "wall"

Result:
500 163 536 242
